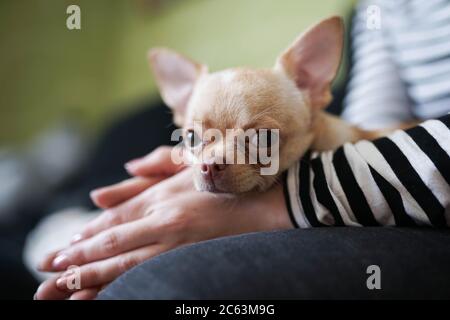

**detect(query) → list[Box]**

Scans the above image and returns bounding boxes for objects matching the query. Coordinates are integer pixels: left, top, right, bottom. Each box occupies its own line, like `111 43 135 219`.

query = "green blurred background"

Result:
0 0 353 146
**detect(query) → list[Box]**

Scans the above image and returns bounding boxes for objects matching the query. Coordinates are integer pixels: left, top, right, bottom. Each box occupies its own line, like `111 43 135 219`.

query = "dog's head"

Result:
148 16 343 193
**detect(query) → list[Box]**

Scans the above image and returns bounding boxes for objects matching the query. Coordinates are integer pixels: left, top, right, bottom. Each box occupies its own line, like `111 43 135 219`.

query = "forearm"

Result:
284 115 450 228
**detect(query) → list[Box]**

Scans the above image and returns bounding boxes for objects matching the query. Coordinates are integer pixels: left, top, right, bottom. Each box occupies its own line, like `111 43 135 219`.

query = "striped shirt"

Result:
284 115 450 228
342 0 450 129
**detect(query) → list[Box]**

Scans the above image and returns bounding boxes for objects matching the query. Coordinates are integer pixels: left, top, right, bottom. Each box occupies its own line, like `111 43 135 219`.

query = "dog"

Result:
148 16 393 194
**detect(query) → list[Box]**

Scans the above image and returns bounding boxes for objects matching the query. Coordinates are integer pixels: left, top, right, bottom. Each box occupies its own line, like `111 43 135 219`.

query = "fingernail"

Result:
56 277 67 290
124 163 137 173
71 233 83 244
90 189 103 201
36 261 45 271
125 158 143 172
34 283 44 300
125 157 142 166
52 254 70 270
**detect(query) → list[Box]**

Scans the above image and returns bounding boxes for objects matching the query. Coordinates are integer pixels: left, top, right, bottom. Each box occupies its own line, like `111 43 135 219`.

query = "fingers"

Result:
34 276 70 300
56 245 163 292
74 169 194 244
39 168 196 273
38 249 64 272
37 246 163 299
69 288 100 300
73 192 152 244
34 276 101 300
125 146 186 177
90 176 164 209
47 217 161 271
89 145 186 211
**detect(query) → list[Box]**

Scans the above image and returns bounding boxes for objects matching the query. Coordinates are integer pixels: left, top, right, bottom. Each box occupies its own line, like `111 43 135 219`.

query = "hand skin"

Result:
35 146 293 300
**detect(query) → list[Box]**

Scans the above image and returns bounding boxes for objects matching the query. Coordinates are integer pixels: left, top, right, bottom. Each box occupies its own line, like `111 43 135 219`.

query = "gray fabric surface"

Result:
99 227 450 299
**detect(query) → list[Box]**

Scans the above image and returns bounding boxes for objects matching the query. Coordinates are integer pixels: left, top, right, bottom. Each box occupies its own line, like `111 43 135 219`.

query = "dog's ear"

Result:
148 48 207 126
275 16 344 110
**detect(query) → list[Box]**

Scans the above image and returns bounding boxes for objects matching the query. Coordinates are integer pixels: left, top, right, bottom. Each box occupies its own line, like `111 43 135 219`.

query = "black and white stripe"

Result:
284 115 450 228
342 0 450 128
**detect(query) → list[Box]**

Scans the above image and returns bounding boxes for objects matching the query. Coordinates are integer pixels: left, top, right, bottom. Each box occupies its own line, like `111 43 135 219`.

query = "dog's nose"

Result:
201 163 226 179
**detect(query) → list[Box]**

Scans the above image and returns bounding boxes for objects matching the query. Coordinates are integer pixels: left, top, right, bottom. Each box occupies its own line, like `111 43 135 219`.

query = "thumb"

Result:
90 176 163 209
125 146 186 177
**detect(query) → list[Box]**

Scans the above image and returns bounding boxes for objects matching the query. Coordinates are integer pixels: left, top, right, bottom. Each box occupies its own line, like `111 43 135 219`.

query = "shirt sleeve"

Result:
283 115 450 228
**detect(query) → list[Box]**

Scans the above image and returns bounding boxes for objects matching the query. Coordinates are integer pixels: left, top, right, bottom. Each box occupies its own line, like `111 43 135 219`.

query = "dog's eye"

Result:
185 129 201 148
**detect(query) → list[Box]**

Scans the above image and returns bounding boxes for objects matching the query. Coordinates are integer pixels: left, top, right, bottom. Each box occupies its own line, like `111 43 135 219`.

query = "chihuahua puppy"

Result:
148 16 387 194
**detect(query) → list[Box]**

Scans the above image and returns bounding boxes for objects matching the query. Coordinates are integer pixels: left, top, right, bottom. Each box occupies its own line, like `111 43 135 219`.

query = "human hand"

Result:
35 147 292 300
90 146 186 210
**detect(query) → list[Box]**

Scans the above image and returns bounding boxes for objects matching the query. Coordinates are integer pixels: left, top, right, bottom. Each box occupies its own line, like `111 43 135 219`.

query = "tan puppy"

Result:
148 16 387 194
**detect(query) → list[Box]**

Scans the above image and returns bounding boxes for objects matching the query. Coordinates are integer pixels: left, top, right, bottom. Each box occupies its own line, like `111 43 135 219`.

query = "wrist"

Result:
254 183 294 230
